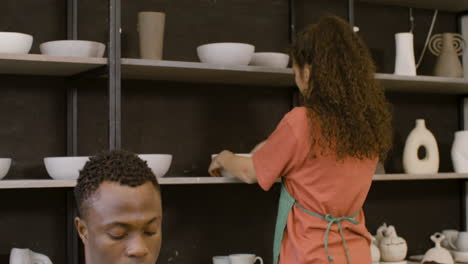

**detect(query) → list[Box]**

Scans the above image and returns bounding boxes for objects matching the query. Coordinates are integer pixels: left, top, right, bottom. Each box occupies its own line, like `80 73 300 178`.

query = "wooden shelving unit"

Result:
1 173 467 189
0 53 106 76
358 0 468 12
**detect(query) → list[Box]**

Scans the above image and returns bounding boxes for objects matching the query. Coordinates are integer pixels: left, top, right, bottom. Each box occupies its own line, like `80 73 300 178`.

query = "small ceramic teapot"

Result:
379 225 408 262
376 223 389 246
422 233 454 264
371 235 381 264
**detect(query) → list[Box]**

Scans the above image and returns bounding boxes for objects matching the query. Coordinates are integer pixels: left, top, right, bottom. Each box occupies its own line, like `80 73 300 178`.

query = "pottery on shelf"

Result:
10 248 53 264
0 32 33 54
429 33 465 78
40 40 106 58
138 11 166 60
394 32 417 76
197 43 255 66
402 119 439 174
441 229 458 250
379 225 408 262
452 131 468 173
371 235 381 263
0 158 12 180
422 233 454 264
376 223 392 246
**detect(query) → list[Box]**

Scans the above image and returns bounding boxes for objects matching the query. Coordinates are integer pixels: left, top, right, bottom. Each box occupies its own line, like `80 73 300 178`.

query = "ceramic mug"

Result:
10 248 52 264
441 229 459 250
229 254 263 264
456 231 468 251
213 256 230 264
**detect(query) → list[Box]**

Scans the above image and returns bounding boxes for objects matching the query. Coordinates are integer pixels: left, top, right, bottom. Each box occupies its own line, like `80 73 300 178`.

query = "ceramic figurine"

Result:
379 225 408 262
371 235 381 264
422 233 454 264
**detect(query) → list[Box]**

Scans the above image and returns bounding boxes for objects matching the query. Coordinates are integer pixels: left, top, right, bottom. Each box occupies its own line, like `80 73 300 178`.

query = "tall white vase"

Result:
138 11 166 60
403 119 439 174
394 32 417 76
452 131 468 173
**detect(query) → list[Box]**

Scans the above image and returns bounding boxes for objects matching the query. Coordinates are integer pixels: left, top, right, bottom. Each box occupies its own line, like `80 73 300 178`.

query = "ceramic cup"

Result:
138 11 165 60
229 254 263 264
456 231 468 251
10 248 52 264
213 256 230 264
441 229 459 250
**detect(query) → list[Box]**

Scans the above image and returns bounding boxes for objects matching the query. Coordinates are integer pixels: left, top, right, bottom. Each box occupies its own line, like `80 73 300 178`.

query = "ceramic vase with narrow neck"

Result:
138 11 166 60
402 119 439 174
452 131 468 173
429 33 465 78
394 32 417 76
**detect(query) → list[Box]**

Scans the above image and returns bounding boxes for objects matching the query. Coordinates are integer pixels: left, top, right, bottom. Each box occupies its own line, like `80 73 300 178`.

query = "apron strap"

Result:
295 203 360 264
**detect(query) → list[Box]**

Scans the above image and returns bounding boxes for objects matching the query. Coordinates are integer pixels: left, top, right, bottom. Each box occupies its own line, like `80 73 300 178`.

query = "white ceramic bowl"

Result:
138 154 173 178
0 158 12 180
211 153 252 178
44 156 90 180
250 52 290 68
40 40 106 58
0 32 33 54
197 43 255 66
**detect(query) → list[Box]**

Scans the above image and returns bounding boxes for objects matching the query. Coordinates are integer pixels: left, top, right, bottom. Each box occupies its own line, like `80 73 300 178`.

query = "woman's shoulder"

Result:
284 107 309 125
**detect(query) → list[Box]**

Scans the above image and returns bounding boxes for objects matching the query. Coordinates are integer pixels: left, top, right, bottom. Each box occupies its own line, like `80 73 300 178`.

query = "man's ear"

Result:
75 217 89 244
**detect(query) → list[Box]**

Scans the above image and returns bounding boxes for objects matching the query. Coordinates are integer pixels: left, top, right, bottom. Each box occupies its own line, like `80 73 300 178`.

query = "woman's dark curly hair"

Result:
74 149 159 217
290 16 392 161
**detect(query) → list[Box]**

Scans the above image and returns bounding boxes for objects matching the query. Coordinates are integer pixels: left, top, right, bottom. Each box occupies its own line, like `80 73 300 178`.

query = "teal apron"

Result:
273 183 360 264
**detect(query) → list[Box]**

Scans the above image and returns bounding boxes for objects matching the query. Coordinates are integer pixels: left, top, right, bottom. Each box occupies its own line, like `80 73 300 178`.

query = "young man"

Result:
74 150 162 264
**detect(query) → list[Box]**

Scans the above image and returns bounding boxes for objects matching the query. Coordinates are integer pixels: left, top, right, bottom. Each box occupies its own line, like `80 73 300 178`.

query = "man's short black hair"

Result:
74 149 160 218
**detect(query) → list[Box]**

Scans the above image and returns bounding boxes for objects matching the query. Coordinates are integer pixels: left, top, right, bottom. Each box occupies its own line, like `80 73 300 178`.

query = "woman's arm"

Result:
251 140 266 153
208 150 258 184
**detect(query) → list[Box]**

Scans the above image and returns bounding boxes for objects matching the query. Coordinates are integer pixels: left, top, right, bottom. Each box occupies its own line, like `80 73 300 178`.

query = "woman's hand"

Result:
208 150 234 177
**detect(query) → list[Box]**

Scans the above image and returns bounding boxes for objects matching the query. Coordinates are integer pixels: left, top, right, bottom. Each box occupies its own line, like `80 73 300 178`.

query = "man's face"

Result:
75 181 162 264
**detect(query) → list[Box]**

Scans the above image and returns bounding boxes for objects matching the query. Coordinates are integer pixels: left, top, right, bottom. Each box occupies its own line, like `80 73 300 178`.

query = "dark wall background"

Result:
0 0 463 263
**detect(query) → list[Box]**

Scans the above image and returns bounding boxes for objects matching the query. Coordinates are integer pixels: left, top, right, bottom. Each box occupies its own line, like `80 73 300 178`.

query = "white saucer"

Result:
381 261 407 264
452 250 468 263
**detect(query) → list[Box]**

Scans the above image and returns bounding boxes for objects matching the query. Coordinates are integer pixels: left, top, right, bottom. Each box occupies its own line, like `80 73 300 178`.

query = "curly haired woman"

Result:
209 16 392 264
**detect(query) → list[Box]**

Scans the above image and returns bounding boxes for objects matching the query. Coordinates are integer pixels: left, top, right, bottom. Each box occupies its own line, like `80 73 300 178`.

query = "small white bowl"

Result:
44 156 90 180
0 158 12 180
211 153 252 178
250 52 290 68
0 32 33 54
197 42 255 66
452 250 468 263
138 154 173 178
40 40 106 58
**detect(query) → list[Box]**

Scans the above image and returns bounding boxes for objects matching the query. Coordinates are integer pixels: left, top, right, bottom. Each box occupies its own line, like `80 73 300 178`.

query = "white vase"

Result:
452 131 468 173
394 32 417 76
403 119 439 174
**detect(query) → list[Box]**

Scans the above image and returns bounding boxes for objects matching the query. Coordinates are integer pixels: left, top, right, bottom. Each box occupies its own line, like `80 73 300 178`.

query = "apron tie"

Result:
273 183 361 264
296 203 360 263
